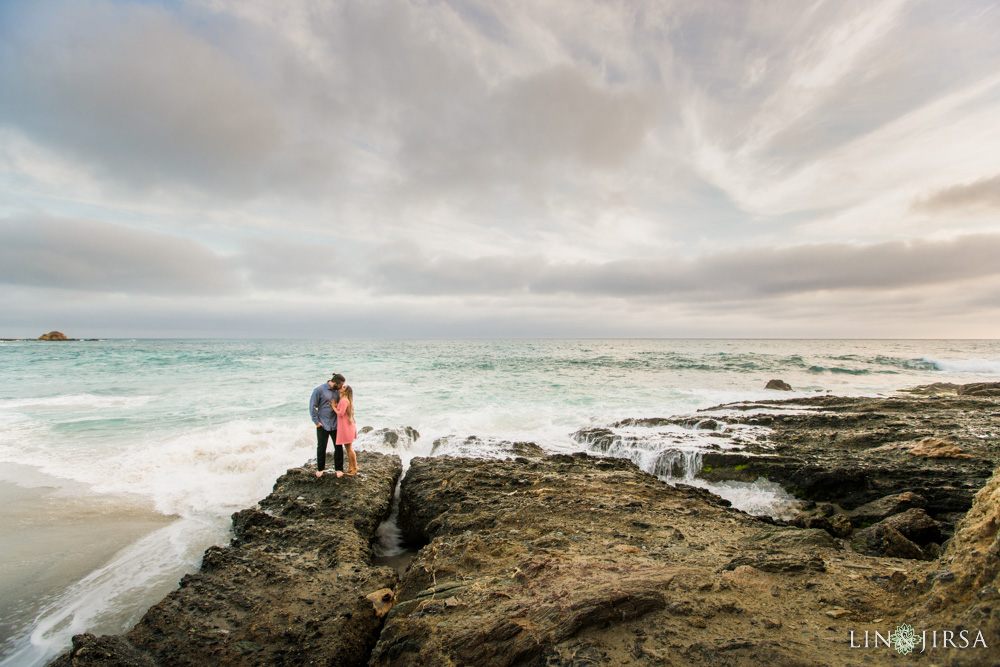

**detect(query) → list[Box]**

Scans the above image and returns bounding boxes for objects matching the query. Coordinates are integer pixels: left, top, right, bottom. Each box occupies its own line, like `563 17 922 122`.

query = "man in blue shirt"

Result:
310 373 345 477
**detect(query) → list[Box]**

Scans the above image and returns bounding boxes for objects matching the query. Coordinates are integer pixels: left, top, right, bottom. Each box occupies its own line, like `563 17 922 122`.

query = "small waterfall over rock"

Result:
572 424 707 483
372 477 418 576
373 480 405 558
650 449 704 482
572 418 797 518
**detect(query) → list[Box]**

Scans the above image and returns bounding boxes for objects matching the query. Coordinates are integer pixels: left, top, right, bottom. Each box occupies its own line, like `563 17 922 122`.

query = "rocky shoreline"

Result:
53 386 1000 665
54 452 402 666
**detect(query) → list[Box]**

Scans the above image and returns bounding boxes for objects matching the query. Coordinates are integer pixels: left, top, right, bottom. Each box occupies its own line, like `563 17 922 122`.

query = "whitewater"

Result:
1 338 998 665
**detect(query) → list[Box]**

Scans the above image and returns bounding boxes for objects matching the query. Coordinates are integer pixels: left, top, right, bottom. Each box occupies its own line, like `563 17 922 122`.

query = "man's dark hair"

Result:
331 373 346 385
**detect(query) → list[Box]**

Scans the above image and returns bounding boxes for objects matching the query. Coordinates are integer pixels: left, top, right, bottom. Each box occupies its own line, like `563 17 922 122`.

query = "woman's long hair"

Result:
341 385 354 423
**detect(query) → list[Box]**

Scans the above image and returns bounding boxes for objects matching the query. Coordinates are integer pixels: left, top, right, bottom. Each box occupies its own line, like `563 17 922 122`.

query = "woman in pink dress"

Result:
333 385 358 476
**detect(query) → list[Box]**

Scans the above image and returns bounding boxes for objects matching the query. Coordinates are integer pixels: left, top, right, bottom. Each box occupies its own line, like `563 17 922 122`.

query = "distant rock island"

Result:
0 331 98 342
38 331 72 341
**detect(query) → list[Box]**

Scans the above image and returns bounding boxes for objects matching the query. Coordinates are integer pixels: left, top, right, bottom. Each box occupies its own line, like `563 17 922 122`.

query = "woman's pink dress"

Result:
335 398 357 445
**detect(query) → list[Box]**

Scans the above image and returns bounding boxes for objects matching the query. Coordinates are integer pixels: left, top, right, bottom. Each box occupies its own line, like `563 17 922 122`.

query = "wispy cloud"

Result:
369 234 1000 299
914 174 1000 213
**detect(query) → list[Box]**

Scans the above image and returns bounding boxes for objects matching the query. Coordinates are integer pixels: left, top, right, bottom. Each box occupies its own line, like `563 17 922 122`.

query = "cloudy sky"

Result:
2 0 1000 338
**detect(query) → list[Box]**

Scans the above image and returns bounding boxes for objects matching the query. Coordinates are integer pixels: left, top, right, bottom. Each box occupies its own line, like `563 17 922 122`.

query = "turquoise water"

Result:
1 338 999 664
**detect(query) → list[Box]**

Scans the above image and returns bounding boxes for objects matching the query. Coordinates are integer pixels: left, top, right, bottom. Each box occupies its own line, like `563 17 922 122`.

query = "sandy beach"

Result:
0 466 175 652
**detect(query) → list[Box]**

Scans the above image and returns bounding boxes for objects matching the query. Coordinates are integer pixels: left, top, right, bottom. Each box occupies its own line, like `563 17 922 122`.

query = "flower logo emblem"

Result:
889 623 919 655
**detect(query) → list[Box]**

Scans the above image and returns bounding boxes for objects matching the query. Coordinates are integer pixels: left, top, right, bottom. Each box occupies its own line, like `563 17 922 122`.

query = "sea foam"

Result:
0 517 227 667
921 357 1000 375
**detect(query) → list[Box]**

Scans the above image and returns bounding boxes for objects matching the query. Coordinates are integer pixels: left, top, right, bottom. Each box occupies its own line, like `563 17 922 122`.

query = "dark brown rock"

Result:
764 379 792 391
850 491 928 527
899 382 962 396
958 382 1000 397
723 553 827 573
38 331 70 341
851 523 927 560
879 508 943 546
49 633 155 667
798 511 854 539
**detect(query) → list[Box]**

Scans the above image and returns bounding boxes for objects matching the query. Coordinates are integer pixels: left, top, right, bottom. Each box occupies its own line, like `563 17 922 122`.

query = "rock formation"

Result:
370 454 936 665
50 388 1000 665
910 437 973 459
850 492 929 526
918 464 1000 661
765 379 792 391
958 382 1000 397
683 392 999 525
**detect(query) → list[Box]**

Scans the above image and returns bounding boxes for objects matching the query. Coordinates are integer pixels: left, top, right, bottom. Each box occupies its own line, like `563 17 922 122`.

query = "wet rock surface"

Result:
50 633 155 666
430 434 546 459
572 387 1000 555
685 390 999 520
51 451 402 667
373 453 934 666
959 382 1000 397
364 426 421 449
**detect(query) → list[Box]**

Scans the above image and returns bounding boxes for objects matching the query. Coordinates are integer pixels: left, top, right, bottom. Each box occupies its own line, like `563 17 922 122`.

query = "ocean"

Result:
1 338 999 665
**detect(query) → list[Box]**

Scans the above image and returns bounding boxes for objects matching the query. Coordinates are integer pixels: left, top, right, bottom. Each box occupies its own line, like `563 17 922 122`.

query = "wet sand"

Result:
0 467 175 652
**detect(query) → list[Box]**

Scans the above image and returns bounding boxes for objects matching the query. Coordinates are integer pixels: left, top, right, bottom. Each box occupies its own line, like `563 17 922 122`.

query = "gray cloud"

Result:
397 65 661 186
326 2 662 202
239 237 338 290
0 1 297 196
0 215 342 296
370 234 1000 299
0 215 240 294
913 175 1000 213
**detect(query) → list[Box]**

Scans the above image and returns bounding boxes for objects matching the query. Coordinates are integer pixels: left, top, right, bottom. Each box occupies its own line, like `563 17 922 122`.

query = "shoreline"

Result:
0 468 178 657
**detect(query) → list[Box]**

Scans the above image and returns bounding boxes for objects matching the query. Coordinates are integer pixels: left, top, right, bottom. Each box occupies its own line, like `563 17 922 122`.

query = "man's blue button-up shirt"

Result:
310 383 338 431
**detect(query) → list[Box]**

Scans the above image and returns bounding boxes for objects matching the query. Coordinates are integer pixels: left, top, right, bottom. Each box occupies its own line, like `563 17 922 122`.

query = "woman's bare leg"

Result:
346 443 358 475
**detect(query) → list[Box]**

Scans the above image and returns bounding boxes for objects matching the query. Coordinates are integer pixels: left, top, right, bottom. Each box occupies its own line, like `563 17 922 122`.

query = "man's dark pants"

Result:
316 426 343 472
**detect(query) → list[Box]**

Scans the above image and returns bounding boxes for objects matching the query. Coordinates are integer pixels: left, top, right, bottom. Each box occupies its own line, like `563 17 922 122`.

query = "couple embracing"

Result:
309 373 358 478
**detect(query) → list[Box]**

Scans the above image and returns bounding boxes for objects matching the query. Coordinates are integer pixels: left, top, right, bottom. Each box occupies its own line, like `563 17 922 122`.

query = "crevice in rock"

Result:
373 474 420 576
